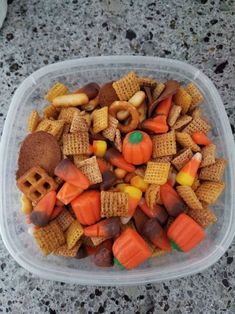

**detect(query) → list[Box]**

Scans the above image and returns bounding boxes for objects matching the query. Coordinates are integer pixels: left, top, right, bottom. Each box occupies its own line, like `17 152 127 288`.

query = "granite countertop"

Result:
0 0 235 313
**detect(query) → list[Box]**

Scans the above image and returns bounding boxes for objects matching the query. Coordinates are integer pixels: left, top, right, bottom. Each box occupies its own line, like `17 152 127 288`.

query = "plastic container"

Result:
0 56 235 286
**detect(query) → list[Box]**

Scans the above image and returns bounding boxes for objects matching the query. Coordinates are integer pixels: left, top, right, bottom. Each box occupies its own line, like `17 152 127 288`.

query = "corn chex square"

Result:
101 191 129 217
34 221 65 256
113 71 140 101
187 203 217 229
171 148 193 171
182 116 211 135
199 159 227 182
44 82 68 102
55 209 75 231
176 132 201 152
53 242 81 257
176 186 203 210
66 220 84 249
58 107 80 123
195 181 225 204
63 132 89 155
102 115 119 141
93 107 109 133
144 162 170 185
200 144 216 168
76 156 102 185
145 184 162 208
173 87 192 114
185 82 204 109
152 131 176 158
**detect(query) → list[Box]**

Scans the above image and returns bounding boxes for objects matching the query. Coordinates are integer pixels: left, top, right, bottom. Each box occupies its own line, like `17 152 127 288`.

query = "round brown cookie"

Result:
16 131 62 179
98 81 119 107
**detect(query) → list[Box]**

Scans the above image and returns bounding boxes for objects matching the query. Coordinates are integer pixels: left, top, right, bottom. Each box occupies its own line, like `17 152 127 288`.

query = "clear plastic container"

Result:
0 56 235 286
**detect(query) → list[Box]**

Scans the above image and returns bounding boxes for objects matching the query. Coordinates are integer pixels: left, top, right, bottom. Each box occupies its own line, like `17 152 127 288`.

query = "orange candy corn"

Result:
142 218 171 251
56 182 83 205
113 228 152 269
105 148 135 173
30 191 56 227
84 217 121 238
155 96 172 117
71 190 101 225
160 183 186 217
191 132 212 146
54 158 90 189
142 115 169 134
176 152 202 186
139 198 168 225
167 213 205 252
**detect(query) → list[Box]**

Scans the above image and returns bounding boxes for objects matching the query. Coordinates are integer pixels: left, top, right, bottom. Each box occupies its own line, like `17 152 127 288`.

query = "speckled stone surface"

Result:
0 0 235 313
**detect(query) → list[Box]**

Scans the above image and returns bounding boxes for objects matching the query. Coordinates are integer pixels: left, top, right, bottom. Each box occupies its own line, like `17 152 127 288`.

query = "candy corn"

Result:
56 182 83 205
93 140 107 158
30 191 56 227
117 184 142 217
105 148 136 173
84 217 121 238
130 175 149 192
160 183 186 217
142 218 171 251
142 115 169 134
191 132 212 146
54 158 90 189
139 198 168 225
155 96 172 117
176 152 202 186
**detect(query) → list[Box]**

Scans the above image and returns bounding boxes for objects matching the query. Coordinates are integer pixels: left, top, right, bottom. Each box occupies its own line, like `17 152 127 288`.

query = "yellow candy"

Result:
114 168 127 179
116 183 129 192
20 194 33 215
175 172 194 186
123 185 142 201
93 140 107 158
130 175 149 192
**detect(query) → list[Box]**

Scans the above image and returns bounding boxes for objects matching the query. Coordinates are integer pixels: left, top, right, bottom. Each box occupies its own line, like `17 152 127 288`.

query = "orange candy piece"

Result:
155 96 172 117
54 158 90 189
142 115 169 134
105 148 135 172
56 182 83 205
167 213 205 252
71 190 101 225
84 217 121 238
191 132 212 146
30 190 56 227
160 183 186 217
112 228 152 269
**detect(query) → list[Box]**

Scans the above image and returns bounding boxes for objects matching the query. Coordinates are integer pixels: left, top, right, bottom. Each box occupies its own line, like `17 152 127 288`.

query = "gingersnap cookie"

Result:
16 131 62 179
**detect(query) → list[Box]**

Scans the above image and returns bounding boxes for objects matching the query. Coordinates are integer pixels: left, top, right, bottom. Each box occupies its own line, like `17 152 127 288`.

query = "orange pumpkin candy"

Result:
122 131 152 165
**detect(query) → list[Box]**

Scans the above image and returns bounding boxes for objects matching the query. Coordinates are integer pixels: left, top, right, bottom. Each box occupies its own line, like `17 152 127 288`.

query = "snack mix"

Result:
16 72 226 269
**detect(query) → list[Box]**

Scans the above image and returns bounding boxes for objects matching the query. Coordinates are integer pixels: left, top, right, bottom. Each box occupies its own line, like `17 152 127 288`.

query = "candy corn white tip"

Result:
193 152 202 161
121 216 132 224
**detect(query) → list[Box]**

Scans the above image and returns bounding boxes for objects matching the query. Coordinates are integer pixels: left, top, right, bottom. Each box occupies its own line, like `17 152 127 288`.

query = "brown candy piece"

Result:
142 218 163 242
16 131 62 179
133 207 149 233
75 244 88 259
76 82 100 100
99 81 119 107
94 240 114 267
100 170 117 190
148 80 180 117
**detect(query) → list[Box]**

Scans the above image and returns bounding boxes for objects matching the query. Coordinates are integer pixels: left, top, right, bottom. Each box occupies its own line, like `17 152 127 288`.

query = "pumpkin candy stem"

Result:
129 131 143 144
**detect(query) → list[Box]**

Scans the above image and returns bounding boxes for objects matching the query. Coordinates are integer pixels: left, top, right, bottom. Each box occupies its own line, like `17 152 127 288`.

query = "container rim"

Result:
1 55 235 286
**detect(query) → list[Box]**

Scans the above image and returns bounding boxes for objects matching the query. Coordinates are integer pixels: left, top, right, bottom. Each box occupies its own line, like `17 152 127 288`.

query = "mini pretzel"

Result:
109 101 139 133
